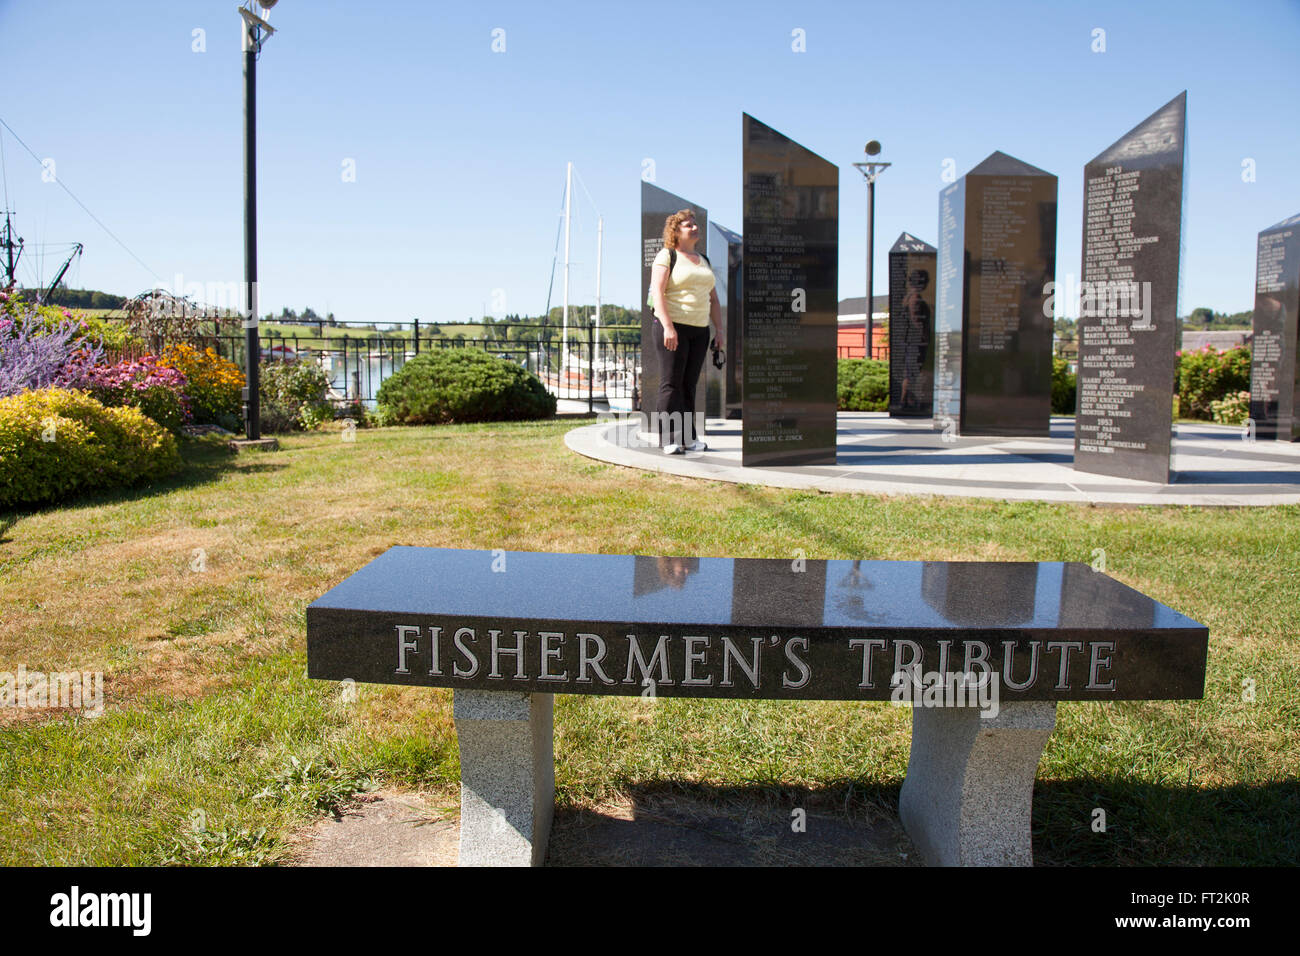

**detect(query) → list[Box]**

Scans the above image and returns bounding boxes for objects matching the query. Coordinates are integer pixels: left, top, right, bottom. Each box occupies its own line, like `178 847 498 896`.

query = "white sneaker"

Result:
685 440 708 452
663 443 684 456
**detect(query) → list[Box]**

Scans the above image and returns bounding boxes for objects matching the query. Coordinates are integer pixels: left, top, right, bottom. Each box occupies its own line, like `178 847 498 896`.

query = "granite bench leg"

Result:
898 701 1057 866
452 690 554 866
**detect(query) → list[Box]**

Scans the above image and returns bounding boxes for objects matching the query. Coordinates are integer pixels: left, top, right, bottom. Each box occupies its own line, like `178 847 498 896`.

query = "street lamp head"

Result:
240 7 275 32
865 140 882 156
258 0 279 8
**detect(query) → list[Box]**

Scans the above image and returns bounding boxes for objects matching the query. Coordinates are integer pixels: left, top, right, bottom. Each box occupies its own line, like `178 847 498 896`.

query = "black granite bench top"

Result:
306 547 1208 701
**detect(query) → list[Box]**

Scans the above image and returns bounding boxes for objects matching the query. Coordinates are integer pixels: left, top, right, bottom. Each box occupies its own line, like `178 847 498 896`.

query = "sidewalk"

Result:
565 412 1300 506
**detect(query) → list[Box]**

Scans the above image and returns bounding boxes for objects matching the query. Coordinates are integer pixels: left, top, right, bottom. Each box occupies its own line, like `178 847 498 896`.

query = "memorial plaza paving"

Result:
564 411 1300 507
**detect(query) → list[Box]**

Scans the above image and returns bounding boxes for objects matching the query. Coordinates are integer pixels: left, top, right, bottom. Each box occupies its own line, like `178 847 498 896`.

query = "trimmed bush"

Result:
377 349 556 425
1052 357 1077 415
836 358 889 411
0 388 182 508
161 344 244 427
259 359 332 433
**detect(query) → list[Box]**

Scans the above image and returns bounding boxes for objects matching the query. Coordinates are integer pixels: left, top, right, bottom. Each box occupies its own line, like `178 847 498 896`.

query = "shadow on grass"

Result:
1 436 286 522
731 481 885 559
545 777 1299 866
547 779 915 866
1033 777 1300 866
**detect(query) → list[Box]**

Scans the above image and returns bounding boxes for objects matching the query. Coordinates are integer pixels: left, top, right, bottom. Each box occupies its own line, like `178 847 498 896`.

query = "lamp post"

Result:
239 1 278 440
853 142 890 361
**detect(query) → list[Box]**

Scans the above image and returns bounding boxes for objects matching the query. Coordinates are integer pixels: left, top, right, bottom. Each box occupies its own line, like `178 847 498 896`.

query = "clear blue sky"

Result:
1 0 1297 323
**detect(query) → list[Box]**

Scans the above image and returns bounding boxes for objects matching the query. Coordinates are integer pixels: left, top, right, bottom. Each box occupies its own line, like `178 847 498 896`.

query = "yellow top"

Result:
653 247 715 328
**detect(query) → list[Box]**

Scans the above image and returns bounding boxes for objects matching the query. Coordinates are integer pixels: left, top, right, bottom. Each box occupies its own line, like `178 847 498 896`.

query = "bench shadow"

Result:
545 778 1300 866
546 780 918 867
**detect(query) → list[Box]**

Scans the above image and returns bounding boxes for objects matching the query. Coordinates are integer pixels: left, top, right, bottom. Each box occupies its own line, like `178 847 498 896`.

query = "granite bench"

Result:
306 547 1208 866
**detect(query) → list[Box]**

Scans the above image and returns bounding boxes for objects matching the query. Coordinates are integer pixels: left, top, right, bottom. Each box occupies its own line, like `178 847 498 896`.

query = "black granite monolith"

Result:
888 232 937 417
1074 92 1187 482
640 181 707 418
708 221 744 419
933 152 1057 437
1249 213 1300 442
741 114 838 465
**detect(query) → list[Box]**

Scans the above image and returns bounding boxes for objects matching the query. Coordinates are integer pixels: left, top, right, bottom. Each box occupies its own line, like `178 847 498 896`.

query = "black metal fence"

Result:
133 320 644 413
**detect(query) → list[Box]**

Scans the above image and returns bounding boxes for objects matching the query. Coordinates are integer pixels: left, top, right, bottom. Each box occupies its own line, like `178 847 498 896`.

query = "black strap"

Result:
667 249 709 274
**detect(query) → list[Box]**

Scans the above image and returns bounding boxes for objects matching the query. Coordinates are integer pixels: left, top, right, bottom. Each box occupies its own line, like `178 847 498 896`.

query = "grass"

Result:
0 418 1297 865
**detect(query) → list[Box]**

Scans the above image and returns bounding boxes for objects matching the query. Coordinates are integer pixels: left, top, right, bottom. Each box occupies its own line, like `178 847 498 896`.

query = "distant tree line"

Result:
20 288 127 310
1183 307 1252 330
432 305 642 345
263 306 338 326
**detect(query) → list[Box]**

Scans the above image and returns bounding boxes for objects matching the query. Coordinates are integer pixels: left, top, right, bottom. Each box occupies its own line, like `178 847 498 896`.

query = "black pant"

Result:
653 321 711 447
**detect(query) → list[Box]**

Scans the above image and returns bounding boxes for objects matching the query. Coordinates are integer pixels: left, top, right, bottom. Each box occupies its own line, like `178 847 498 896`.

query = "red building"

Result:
837 295 890 360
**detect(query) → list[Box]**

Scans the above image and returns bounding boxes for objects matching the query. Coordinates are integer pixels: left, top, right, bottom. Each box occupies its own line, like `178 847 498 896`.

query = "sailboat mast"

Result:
561 161 572 373
594 214 603 375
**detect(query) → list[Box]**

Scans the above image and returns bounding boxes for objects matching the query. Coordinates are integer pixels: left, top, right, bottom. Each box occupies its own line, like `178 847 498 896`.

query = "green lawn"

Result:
0 420 1296 865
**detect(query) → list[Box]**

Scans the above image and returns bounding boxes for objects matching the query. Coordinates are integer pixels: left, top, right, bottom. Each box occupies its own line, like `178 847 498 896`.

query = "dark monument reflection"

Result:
888 232 937 417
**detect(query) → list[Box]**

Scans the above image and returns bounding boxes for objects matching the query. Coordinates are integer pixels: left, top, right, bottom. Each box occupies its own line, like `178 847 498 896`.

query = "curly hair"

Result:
661 209 697 250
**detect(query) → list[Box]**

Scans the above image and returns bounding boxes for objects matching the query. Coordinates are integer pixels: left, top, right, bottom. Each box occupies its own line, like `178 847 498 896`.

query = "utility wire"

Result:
0 122 9 210
0 117 162 283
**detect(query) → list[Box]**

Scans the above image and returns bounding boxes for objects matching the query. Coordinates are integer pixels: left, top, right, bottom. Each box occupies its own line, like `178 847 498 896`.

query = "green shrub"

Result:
1177 345 1251 420
259 359 332 433
1052 356 1077 415
836 359 889 411
1211 390 1251 426
72 314 136 351
0 388 182 508
377 349 556 425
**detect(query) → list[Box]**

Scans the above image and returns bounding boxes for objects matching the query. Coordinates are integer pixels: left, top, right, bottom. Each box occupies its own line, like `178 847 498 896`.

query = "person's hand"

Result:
712 329 725 350
663 323 678 351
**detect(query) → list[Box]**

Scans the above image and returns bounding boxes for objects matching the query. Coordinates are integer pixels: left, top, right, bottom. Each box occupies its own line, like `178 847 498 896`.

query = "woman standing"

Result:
648 209 725 454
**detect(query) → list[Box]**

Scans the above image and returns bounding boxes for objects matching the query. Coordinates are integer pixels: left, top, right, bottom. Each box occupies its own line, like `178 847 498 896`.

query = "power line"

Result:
0 117 162 283
0 122 9 210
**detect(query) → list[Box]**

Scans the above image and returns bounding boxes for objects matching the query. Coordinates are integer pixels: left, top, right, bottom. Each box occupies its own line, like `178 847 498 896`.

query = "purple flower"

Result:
0 311 105 397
